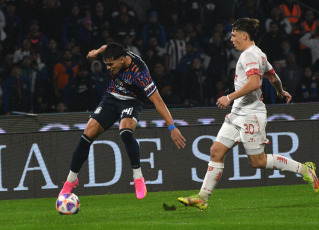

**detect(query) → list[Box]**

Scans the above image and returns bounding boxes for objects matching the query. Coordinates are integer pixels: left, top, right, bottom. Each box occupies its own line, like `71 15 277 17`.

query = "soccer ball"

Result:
56 193 80 215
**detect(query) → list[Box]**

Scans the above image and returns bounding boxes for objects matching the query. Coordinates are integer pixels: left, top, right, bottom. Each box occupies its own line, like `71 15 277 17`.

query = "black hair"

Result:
102 42 127 61
232 18 260 41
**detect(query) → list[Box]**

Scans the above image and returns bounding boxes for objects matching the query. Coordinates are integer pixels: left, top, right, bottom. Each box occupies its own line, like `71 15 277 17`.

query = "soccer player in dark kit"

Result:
59 42 186 199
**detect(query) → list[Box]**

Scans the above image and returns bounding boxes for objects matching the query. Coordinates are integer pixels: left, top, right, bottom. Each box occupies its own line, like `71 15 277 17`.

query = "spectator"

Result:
37 0 63 44
3 3 22 51
297 10 319 35
142 46 160 73
296 66 319 102
279 0 302 32
90 60 109 100
175 40 203 83
235 0 266 29
199 31 228 83
183 22 197 43
164 11 182 40
160 85 181 105
165 27 186 71
183 57 211 106
299 29 319 67
110 3 137 41
62 4 82 47
124 0 152 24
13 38 32 63
30 49 50 112
0 52 13 82
280 53 303 100
44 38 62 80
265 5 292 35
151 61 176 95
91 1 110 43
202 0 222 25
55 101 68 113
20 54 47 113
258 21 286 63
2 64 32 114
147 37 166 58
24 20 49 53
123 34 141 56
76 9 93 52
67 65 97 112
15 0 36 35
297 9 319 67
53 49 79 105
142 11 167 48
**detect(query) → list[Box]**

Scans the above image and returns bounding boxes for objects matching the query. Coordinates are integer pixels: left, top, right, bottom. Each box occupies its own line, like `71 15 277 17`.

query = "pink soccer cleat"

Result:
134 177 147 199
58 178 79 197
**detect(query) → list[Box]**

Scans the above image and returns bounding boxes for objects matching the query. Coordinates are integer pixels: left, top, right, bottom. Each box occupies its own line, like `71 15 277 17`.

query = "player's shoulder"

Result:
241 45 264 60
127 51 149 73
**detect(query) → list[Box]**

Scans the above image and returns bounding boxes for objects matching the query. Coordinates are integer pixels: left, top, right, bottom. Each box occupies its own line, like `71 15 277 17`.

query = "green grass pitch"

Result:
0 184 318 230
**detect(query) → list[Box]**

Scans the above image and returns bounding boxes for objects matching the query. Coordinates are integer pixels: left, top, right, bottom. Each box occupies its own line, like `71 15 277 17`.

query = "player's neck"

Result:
123 55 132 69
242 41 255 51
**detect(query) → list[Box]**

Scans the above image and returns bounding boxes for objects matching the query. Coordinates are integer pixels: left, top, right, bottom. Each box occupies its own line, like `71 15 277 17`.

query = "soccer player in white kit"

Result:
178 18 319 210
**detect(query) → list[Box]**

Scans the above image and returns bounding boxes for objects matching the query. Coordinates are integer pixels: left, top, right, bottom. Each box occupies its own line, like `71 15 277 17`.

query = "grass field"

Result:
0 184 318 230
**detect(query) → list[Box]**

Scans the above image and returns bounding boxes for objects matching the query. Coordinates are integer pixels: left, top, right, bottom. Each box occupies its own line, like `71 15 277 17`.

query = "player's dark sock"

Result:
120 128 140 169
70 134 92 173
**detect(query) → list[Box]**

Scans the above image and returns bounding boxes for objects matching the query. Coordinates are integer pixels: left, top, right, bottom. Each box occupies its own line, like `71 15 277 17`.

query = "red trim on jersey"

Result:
246 68 260 78
265 68 275 75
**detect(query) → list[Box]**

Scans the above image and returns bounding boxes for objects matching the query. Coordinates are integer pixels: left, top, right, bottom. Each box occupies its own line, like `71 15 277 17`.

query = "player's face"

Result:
230 29 245 51
104 57 125 74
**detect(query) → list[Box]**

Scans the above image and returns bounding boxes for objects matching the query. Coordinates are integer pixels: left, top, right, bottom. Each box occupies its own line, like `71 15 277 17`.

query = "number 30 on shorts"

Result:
244 124 254 134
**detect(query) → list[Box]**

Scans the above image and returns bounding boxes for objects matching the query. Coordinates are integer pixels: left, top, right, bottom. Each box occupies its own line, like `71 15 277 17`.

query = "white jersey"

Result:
231 45 275 115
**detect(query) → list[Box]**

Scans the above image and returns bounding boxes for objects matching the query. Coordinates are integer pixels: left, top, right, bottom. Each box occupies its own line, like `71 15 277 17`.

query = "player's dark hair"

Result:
103 42 127 61
232 18 260 41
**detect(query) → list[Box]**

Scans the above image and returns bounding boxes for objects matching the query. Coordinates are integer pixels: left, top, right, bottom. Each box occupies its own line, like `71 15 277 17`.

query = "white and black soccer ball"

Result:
56 193 80 215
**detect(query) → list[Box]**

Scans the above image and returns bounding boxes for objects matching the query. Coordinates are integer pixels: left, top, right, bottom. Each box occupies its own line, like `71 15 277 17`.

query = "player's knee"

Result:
210 145 223 161
120 128 134 143
249 157 266 168
249 160 261 168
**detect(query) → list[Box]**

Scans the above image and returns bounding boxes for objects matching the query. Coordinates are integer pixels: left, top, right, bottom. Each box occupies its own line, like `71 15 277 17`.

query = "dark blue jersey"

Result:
107 51 157 102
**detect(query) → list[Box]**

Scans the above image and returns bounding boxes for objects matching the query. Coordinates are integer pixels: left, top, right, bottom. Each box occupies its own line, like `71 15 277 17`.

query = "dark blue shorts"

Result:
90 94 143 130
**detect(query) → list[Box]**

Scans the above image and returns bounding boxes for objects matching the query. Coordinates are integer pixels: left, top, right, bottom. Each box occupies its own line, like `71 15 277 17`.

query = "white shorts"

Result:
215 113 269 155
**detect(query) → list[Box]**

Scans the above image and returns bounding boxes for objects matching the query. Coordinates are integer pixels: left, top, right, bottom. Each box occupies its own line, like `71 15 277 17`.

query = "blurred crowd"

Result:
0 0 319 115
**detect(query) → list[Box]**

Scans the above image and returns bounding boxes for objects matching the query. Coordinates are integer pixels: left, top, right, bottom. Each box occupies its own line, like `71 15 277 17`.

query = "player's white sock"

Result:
67 170 78 183
133 167 143 180
199 161 224 201
266 154 303 174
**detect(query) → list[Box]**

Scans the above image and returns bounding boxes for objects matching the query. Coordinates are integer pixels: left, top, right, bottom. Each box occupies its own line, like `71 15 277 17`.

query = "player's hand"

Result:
170 128 186 149
216 96 231 109
278 90 292 103
87 49 100 60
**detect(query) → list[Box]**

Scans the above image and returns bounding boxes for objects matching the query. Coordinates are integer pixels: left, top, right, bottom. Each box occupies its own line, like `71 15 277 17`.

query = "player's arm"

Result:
149 90 186 149
216 74 260 109
87 45 107 60
264 72 292 103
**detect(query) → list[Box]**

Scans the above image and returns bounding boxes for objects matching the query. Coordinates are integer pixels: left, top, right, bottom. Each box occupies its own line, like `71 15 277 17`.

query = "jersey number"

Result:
121 107 133 117
244 124 254 134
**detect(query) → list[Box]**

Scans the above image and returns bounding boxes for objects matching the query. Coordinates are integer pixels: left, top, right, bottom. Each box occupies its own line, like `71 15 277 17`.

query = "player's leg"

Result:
248 152 318 193
243 113 318 193
59 118 104 197
178 117 237 210
118 103 146 199
59 97 118 197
